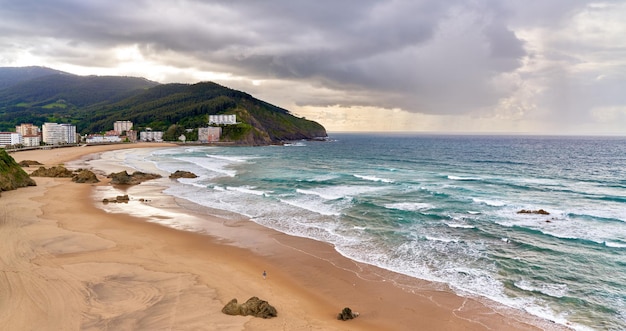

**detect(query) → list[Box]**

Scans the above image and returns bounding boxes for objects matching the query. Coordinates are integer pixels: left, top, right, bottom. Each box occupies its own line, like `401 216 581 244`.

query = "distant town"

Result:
0 115 237 149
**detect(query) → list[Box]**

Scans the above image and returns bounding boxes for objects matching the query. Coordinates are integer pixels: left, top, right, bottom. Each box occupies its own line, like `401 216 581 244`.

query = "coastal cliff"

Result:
0 149 36 194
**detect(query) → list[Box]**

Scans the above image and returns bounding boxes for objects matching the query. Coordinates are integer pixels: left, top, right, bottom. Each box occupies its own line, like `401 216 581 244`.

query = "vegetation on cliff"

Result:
0 149 36 194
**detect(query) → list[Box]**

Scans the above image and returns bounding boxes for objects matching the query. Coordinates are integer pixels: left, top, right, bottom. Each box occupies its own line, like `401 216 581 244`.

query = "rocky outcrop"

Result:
221 297 277 319
0 149 36 194
18 160 43 167
517 209 550 215
30 166 100 184
72 169 100 183
30 165 74 177
102 195 130 203
169 170 198 179
108 170 162 185
337 307 359 321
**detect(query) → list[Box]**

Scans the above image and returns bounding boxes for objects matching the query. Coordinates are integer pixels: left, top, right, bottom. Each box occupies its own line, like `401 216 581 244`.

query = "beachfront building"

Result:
198 127 222 142
114 120 133 134
85 133 123 144
22 135 41 147
0 132 22 148
208 114 236 125
42 122 77 145
140 130 163 142
15 123 41 147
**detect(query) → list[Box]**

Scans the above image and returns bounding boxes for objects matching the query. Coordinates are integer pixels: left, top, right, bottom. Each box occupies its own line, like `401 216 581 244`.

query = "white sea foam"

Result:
296 185 383 200
175 156 237 177
448 175 482 181
225 185 267 196
425 236 459 243
278 198 342 216
385 202 433 211
515 279 569 298
445 223 475 229
283 142 306 147
299 174 339 182
604 241 626 248
353 174 394 183
205 154 254 162
472 198 507 207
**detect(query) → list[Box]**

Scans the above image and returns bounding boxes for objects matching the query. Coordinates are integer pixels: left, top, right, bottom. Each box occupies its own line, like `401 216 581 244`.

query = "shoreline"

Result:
3 144 566 330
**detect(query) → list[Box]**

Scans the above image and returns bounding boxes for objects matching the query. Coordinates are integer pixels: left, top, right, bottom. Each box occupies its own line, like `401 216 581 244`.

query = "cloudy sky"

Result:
1 0 625 134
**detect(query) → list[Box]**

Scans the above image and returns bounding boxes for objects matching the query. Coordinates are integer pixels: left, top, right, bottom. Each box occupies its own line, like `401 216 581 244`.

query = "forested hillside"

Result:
0 67 326 145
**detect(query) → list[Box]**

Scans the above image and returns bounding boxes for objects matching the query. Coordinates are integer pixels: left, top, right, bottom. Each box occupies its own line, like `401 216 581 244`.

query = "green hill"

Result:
0 67 327 144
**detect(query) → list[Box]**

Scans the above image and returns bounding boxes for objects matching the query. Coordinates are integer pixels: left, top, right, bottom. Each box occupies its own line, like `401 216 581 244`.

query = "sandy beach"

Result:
0 143 564 330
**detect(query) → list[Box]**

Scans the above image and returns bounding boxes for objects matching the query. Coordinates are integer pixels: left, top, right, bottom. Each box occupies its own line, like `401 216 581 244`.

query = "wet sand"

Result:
1 143 563 330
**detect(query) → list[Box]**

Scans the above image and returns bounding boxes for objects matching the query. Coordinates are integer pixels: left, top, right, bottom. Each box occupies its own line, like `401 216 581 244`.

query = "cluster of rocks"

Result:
221 297 277 319
337 307 360 321
220 297 361 322
30 166 100 184
102 194 130 204
169 170 197 179
107 170 162 185
517 209 550 215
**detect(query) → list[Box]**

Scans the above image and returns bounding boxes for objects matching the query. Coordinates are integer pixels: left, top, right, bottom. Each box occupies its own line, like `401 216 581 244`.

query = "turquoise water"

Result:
122 134 626 330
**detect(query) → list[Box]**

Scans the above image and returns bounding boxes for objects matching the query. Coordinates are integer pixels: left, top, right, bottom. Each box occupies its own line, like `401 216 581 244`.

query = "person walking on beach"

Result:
263 270 267 280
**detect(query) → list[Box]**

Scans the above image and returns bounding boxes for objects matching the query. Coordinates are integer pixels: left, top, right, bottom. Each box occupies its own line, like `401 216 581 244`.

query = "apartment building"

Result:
15 123 41 147
42 122 77 145
0 132 21 147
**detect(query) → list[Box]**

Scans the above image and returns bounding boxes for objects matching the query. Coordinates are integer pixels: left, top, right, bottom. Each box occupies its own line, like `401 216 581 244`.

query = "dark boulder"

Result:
337 307 359 321
169 170 198 179
222 297 277 319
72 169 100 183
517 209 550 215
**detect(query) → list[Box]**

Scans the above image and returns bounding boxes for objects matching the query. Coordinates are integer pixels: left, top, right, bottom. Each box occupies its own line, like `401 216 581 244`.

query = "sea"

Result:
96 133 626 330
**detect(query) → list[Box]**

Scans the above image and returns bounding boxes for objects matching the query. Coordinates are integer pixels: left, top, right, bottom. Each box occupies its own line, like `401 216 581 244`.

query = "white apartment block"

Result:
140 131 163 142
42 122 77 145
114 120 133 134
23 135 41 147
85 134 122 144
0 132 22 147
209 114 236 125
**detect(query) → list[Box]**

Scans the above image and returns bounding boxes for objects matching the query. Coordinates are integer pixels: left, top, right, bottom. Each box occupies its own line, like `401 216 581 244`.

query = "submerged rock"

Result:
517 209 550 215
222 297 277 318
337 307 359 321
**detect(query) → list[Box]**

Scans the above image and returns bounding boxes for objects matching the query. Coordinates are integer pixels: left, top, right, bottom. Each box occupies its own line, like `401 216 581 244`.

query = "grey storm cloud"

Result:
1 0 625 131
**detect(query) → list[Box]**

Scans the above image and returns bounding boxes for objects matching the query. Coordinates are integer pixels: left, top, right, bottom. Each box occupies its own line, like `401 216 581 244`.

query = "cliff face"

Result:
0 150 36 194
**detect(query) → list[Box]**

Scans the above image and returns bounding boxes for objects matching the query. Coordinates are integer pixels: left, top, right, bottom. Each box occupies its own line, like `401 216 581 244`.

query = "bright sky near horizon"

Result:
1 1 625 135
